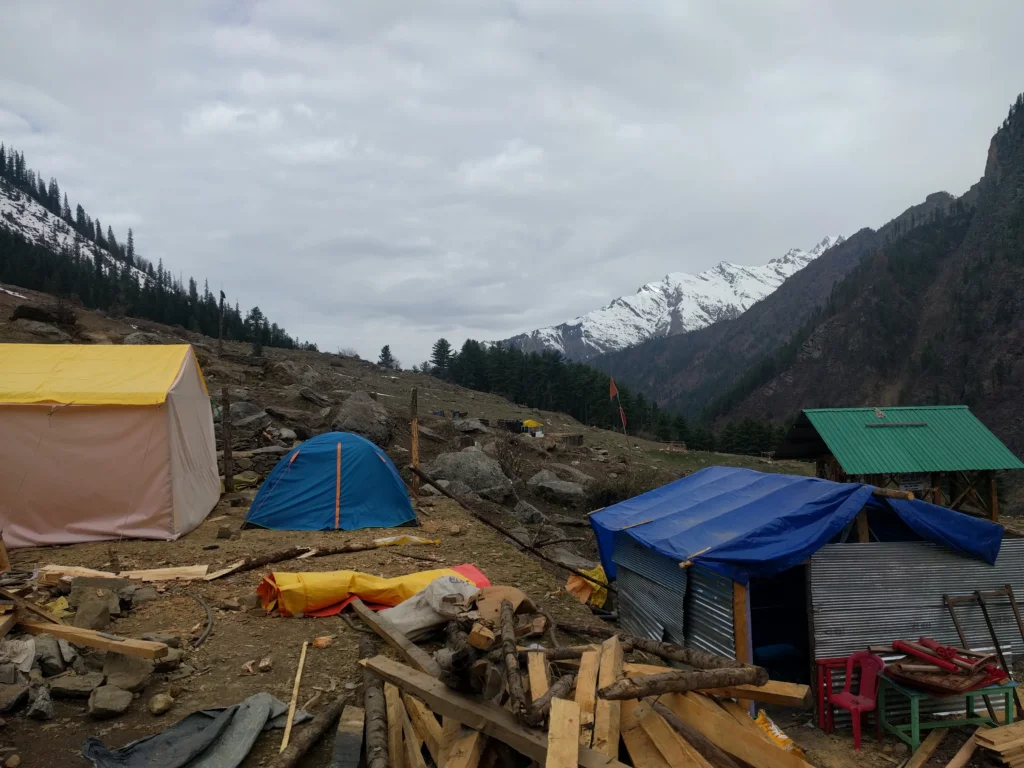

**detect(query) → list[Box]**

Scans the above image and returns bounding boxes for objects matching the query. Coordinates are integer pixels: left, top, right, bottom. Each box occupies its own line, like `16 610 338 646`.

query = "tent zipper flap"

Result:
334 442 342 530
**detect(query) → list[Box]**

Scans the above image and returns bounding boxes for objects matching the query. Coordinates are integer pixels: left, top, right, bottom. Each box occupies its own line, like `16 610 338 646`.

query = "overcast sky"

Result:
2 2 1022 364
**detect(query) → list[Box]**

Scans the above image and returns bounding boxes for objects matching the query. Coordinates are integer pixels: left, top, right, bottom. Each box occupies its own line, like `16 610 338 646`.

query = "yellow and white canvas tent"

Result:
0 344 219 548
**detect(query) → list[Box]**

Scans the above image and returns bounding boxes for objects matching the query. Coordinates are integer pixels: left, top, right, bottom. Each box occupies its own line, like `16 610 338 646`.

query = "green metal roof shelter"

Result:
776 406 1023 521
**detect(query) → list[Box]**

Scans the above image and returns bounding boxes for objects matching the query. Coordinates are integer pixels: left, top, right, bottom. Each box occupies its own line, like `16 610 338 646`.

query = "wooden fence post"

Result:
222 386 235 494
410 388 419 499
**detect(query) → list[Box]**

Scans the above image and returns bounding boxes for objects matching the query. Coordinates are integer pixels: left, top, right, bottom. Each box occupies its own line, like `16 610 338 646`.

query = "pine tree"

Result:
126 228 135 266
245 306 266 356
107 225 118 254
378 344 396 369
430 338 452 372
62 193 71 221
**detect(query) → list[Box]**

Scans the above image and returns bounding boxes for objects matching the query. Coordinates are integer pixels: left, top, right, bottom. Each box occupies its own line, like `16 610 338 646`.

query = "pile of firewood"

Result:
342 589 815 767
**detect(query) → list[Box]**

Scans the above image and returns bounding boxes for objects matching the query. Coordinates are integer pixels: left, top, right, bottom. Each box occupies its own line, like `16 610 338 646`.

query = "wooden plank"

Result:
944 728 983 768
976 720 1024 746
620 699 672 768
0 538 9 573
624 663 812 707
527 652 549 704
400 700 429 768
0 613 17 640
384 683 406 768
719 699 777 747
329 705 365 768
204 559 247 581
121 565 209 582
592 635 624 758
635 702 714 768
0 588 60 625
351 598 443 678
17 619 167 658
360 656 631 768
439 718 462 764
447 728 486 768
576 650 600 747
545 698 581 768
906 728 948 768
856 510 870 542
661 692 815 768
468 623 496 650
280 640 309 753
732 582 751 709
402 693 443 763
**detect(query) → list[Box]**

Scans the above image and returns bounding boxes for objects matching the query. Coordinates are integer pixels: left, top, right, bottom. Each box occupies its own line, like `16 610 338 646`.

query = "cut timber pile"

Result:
977 721 1024 766
345 586 814 767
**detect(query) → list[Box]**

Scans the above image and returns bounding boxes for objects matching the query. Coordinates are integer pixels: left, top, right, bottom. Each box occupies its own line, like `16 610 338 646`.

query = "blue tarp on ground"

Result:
591 466 1002 585
244 432 416 531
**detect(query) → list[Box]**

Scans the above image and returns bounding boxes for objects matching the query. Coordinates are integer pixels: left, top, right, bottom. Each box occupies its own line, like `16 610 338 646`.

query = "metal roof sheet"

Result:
804 406 1024 474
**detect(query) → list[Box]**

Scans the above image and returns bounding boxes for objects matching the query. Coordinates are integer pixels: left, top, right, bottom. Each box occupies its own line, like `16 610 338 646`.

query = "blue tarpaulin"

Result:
590 466 1002 585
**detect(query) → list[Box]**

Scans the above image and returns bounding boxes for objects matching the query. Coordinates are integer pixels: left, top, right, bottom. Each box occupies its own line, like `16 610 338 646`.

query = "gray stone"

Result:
123 331 164 345
546 462 595 485
166 664 195 682
421 484 442 497
229 400 263 423
140 632 181 649
461 445 481 453
277 427 298 442
49 672 105 698
0 666 18 686
331 391 393 446
73 598 111 631
512 500 548 524
299 387 331 407
88 686 133 719
425 452 513 501
216 524 232 539
534 479 585 505
234 411 271 429
33 635 64 677
0 684 28 713
546 547 596 572
68 585 120 617
239 594 262 610
148 693 174 716
154 648 183 673
71 656 90 676
218 599 241 611
27 669 43 687
452 418 489 434
265 405 309 424
132 587 159 605
103 655 154 693
13 319 70 342
26 685 54 720
57 639 77 664
527 469 559 488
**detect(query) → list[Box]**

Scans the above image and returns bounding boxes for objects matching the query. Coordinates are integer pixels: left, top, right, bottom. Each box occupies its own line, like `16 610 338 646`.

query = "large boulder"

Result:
10 304 59 324
13 319 69 342
123 331 164 345
512 500 548 524
452 418 489 434
425 452 513 501
526 469 559 488
73 598 111 631
332 391 392 446
534 479 586 505
546 463 594 485
229 401 264 424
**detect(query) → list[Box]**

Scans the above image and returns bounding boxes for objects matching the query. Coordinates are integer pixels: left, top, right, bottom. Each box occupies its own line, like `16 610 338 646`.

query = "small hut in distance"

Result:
775 405 1023 521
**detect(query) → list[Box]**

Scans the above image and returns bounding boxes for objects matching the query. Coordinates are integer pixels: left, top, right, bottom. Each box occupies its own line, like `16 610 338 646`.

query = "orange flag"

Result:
609 376 619 401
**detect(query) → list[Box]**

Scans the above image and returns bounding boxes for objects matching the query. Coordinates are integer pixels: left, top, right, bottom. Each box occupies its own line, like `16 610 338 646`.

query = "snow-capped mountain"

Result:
501 236 845 361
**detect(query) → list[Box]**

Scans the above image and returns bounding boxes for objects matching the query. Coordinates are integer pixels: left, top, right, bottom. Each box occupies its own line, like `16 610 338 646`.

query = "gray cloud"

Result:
2 1 1022 364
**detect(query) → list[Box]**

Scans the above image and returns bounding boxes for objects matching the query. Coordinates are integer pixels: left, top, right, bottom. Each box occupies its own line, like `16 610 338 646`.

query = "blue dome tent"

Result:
244 432 416 531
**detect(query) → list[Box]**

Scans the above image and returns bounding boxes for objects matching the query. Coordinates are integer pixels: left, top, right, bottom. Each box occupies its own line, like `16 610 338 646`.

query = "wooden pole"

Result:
500 599 529 722
410 388 419 499
855 511 870 543
267 695 349 768
989 471 1000 523
598 666 768 700
733 582 752 711
280 641 309 753
221 386 235 493
361 636 390 768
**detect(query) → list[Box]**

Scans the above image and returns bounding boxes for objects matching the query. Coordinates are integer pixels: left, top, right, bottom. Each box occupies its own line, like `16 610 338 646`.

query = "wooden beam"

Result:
410 388 419 499
0 613 17 640
439 718 462 765
17 619 167 658
856 510 870 542
1 588 60 624
545 698 581 768
280 640 309 753
990 471 1000 522
0 538 9 574
661 692 815 768
593 635 624 758
222 385 235 493
635 702 714 768
328 705 365 768
400 701 429 768
944 728 984 768
527 652 549 704
906 727 948 768
360 656 631 768
624 662 811 707
620 699 672 768
872 487 914 500
351 598 443 678
447 728 486 768
402 693 443 763
732 582 751 710
719 700 778 748
576 650 600 747
384 684 406 768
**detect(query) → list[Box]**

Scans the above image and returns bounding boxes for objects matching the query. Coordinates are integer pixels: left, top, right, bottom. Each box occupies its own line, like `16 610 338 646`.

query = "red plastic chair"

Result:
826 651 886 750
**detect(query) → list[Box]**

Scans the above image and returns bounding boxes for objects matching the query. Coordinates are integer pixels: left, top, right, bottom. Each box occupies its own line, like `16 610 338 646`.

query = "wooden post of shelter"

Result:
989 471 1000 523
732 582 752 712
410 388 419 499
222 386 235 494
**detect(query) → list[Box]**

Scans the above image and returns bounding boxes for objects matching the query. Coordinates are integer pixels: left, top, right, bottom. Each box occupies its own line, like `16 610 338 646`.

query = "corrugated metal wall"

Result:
811 540 1024 722
687 566 737 660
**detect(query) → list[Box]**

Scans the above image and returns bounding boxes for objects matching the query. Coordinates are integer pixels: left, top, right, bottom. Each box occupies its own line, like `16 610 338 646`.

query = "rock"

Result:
218 598 241 611
276 427 297 442
229 400 263 423
299 387 331 407
11 304 59 324
26 685 54 720
272 360 302 380
239 594 262 610
49 672 105 698
265 405 310 424
331 391 393 446
258 657 273 673
421 484 441 497
512 500 548 524
425 452 513 501
141 632 182 649
418 426 444 443
154 648 183 673
233 456 254 470
435 479 473 498
103 655 154 693
168 683 184 699
69 583 121 617
461 445 481 453
132 587 159 605
123 331 164 345
546 462 595 485
546 547 596 572
452 418 490 434
534 479 586 505
27 669 43 687
216 524 232 539
14 319 70 342
166 664 196 682
33 635 64 677
147 693 174 716
57 639 77 664
73 598 111 631
88 686 133 718
0 683 28 713
71 656 91 675
234 411 271 429
4 755 19 768
527 469 559 487
892 743 909 757
0 666 18 686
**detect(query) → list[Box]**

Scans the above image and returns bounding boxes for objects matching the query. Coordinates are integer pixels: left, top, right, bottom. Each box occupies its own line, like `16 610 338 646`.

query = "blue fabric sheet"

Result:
591 466 1002 585
244 432 416 531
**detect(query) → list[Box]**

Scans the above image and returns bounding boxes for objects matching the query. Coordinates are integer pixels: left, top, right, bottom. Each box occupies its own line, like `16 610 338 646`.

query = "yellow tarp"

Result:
258 567 475 617
522 419 543 428
565 564 609 608
0 344 203 405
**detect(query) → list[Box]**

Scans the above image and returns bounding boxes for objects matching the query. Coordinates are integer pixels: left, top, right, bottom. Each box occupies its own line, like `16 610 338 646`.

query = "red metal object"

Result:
892 640 960 673
825 651 886 751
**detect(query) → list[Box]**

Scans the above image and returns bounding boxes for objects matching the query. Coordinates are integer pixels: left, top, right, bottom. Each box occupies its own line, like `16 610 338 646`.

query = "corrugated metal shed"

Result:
686 567 736 660
780 406 1023 473
613 535 687 645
